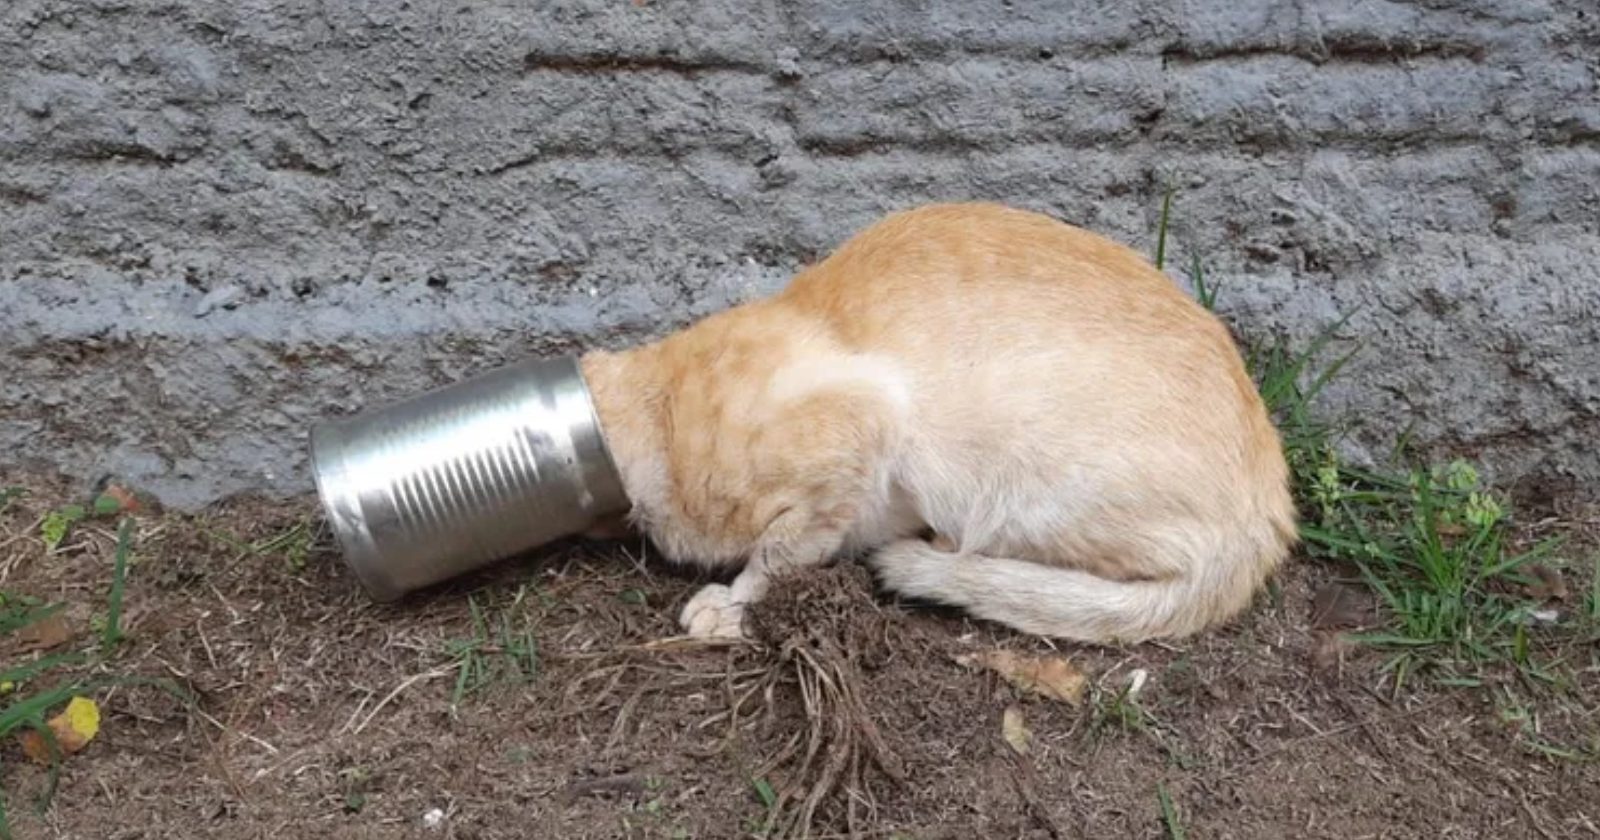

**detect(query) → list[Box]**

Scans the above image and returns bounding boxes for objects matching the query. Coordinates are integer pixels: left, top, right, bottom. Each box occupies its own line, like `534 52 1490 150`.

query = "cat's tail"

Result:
867 537 1282 644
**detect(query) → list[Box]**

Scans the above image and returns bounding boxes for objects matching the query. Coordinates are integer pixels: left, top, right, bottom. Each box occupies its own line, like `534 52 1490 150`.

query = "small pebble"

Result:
1125 668 1149 700
193 285 243 317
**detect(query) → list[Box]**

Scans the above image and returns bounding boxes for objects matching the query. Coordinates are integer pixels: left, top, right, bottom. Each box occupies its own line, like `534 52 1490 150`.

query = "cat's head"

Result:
578 345 756 570
579 347 670 531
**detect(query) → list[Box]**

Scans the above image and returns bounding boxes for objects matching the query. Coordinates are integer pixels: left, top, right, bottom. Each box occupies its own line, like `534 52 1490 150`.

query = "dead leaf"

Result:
103 484 142 514
1001 704 1031 755
956 649 1087 706
14 613 76 653
1524 564 1568 602
1310 583 1373 630
1527 608 1562 626
20 696 101 764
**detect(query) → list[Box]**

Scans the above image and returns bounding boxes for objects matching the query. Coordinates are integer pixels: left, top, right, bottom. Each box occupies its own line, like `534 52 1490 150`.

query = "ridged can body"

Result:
309 355 628 601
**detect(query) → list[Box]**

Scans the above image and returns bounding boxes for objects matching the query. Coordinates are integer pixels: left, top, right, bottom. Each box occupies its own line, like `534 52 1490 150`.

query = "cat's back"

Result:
780 202 1228 366
779 202 1220 352
771 202 1280 498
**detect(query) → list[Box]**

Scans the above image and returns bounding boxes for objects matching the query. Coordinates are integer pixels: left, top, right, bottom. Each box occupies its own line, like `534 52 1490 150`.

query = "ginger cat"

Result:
579 202 1296 643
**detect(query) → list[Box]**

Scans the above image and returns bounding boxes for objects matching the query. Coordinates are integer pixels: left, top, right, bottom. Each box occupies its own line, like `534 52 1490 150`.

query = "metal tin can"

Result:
309 355 628 601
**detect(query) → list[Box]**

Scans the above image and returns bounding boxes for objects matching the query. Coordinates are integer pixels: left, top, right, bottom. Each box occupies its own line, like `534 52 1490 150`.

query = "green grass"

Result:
1300 460 1563 687
442 588 540 716
1089 681 1154 738
1159 189 1579 689
201 517 315 573
0 514 192 839
752 776 778 810
1246 315 1569 687
39 505 86 552
0 488 25 514
1154 185 1176 271
101 518 133 652
1157 782 1186 840
747 776 780 837
1 589 91 837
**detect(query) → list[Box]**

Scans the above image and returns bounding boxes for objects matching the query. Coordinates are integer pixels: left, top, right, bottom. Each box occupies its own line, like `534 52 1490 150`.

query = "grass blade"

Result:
0 602 62 637
0 681 84 736
1157 782 1185 840
102 517 133 652
752 777 778 810
0 653 89 688
1190 254 1219 311
1154 186 1175 270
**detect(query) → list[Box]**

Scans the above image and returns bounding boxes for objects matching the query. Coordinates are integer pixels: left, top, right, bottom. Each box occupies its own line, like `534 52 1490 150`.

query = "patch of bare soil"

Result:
2 476 1598 839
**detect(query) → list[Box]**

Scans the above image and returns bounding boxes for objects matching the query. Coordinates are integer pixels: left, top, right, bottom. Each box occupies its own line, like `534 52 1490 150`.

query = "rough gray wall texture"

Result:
3 0 1598 509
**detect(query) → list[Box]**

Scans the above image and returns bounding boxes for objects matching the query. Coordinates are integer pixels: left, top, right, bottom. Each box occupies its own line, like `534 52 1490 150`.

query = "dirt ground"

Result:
3 474 1598 840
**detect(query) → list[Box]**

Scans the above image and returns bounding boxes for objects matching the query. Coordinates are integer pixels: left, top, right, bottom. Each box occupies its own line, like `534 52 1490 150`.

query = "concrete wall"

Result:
3 0 1597 509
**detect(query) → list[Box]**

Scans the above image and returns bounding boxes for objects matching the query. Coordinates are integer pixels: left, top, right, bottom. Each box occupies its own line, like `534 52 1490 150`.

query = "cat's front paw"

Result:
680 583 747 639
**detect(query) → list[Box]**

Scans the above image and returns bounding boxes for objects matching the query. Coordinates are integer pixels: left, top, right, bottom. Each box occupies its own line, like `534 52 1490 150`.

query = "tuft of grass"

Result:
1157 196 1579 689
1 515 190 837
0 594 57 638
1157 782 1186 840
752 776 778 810
1585 553 1600 625
1494 687 1598 762
1188 254 1218 312
37 492 141 553
1299 460 1563 687
203 518 315 573
0 487 26 514
102 518 133 652
1246 315 1359 490
1088 681 1156 739
443 588 540 716
251 521 313 573
1246 307 1565 686
39 505 86 552
747 776 780 837
1154 185 1176 270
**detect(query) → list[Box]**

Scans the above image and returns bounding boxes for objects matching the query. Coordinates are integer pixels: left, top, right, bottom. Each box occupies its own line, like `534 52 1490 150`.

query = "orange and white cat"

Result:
579 202 1296 643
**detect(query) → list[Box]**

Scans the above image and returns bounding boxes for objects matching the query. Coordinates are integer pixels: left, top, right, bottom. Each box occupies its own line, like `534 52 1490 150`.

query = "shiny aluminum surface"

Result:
309 355 628 601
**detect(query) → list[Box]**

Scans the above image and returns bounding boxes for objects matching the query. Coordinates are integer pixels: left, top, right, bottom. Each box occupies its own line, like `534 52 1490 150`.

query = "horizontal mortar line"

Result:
783 39 1524 66
512 43 1484 77
788 131 1587 159
4 134 1592 193
515 42 1167 71
520 52 768 76
467 132 1589 168
0 308 707 347
7 124 1588 168
1159 40 1496 65
6 242 1595 345
502 40 1510 78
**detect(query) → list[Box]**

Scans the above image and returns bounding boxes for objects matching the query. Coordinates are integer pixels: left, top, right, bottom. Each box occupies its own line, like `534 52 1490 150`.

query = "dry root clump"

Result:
733 564 909 838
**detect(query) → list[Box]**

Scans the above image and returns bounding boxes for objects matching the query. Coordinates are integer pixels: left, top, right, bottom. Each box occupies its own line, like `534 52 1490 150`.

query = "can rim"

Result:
569 356 631 518
308 420 404 601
